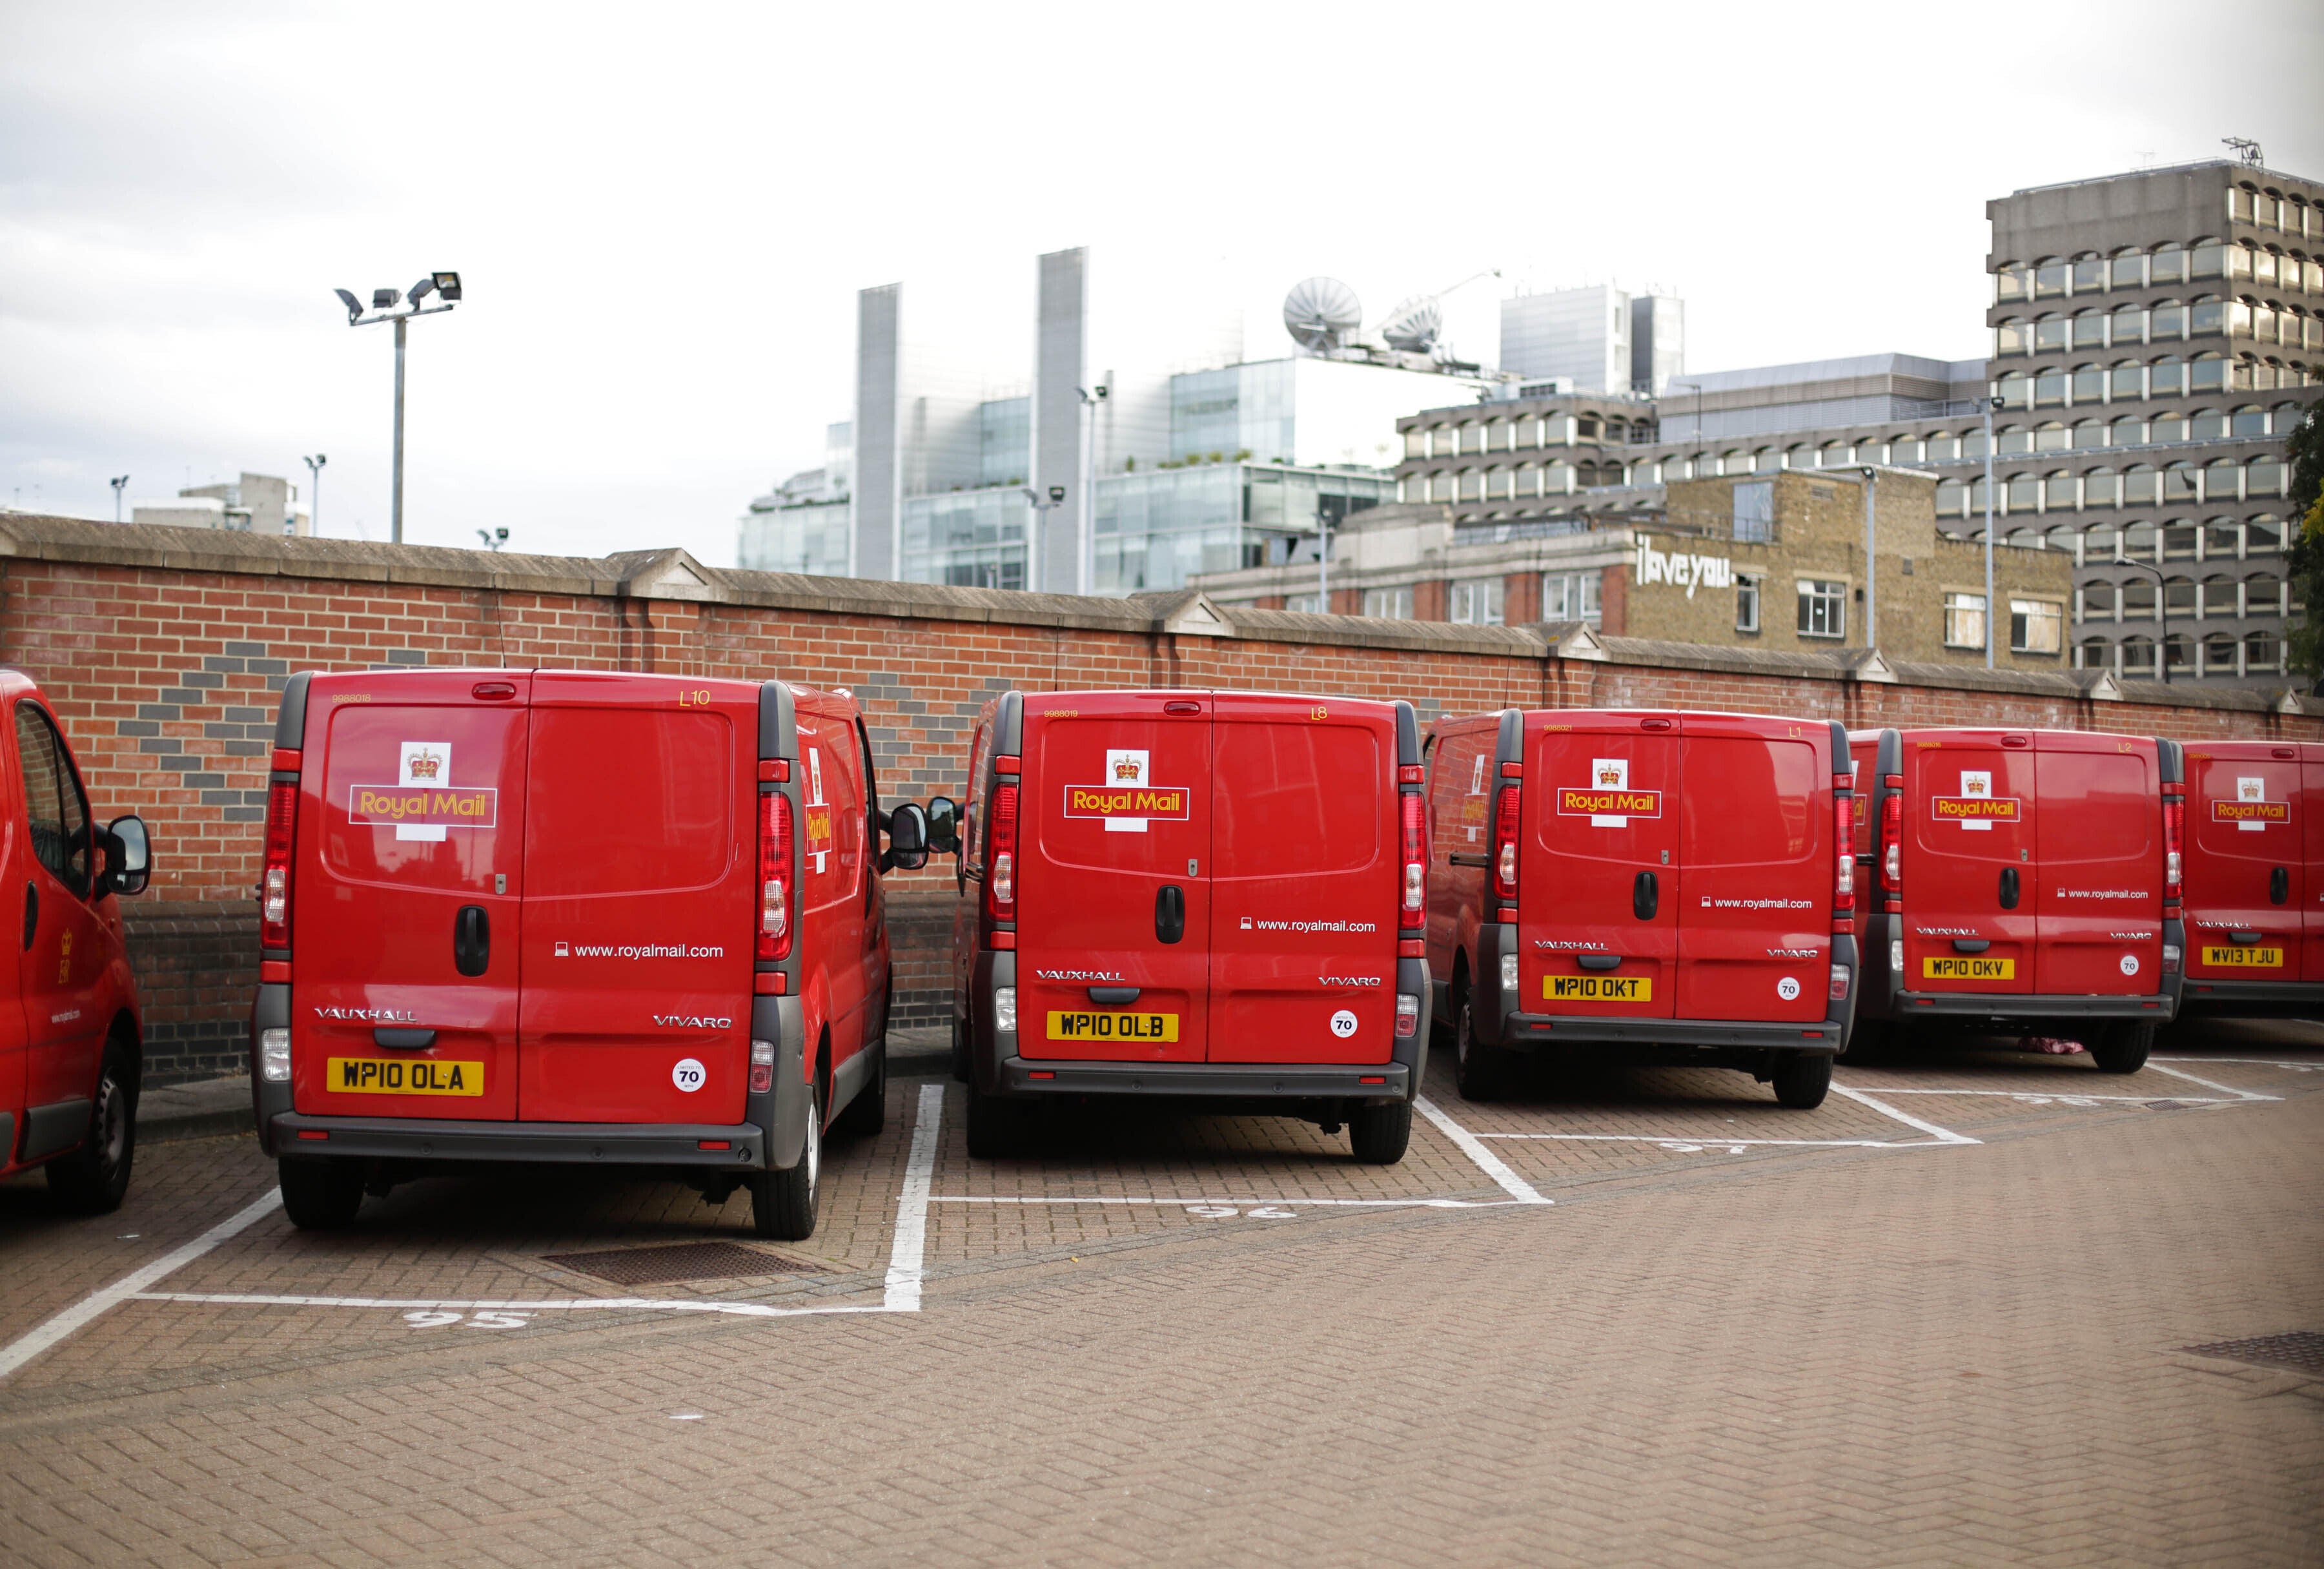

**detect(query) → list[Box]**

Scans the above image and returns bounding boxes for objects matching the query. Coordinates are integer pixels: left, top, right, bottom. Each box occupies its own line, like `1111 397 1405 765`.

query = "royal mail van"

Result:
2174 739 2323 1020
942 689 1431 1162
0 671 154 1212
1849 726 2181 1072
1426 709 1856 1108
251 668 924 1238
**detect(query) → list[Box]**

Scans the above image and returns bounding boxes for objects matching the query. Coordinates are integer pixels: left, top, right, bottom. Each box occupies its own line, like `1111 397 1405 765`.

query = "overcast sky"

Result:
4 1 2319 565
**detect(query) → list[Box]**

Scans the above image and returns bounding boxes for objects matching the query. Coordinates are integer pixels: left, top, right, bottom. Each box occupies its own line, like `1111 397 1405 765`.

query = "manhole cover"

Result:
2180 1331 2324 1376
544 1242 824 1285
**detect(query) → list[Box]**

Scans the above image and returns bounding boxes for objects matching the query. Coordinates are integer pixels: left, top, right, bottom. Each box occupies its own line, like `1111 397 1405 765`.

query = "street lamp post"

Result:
332 273 461 544
110 475 129 523
1983 396 2001 668
1021 484 1066 593
302 455 325 538
1077 384 1107 597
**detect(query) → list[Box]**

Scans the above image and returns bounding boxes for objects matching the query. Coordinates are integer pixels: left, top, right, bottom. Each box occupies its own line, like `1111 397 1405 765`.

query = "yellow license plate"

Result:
1046 1011 1179 1043
1923 956 2015 980
2202 945 2282 969
327 1056 485 1096
1544 975 1652 1003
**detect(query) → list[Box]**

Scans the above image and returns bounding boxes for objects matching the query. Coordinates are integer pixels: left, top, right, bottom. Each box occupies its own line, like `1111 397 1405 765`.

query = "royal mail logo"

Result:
1932 795 2021 821
1065 784 1192 820
1114 758 1141 780
2212 798 2288 824
803 803 835 859
1558 787 1664 818
1596 762 1622 786
349 784 498 828
405 748 442 781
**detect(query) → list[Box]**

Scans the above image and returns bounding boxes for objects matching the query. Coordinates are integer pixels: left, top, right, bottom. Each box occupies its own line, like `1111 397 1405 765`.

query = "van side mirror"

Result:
97 814 152 898
924 796 959 856
881 802 929 873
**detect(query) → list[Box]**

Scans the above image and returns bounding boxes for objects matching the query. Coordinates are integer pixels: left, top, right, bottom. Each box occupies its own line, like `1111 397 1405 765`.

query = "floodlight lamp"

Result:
372 287 400 310
494 526 509 540
432 271 462 301
408 277 436 305
1048 485 1066 503
334 288 363 323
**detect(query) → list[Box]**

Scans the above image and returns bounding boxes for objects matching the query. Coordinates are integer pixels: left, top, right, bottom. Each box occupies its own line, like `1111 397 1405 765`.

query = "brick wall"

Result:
3 516 2311 1081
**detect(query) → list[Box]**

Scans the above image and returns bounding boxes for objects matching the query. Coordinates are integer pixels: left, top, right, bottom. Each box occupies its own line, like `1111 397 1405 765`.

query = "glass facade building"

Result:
738 499 850 576
1093 462 1393 594
1170 361 1297 464
979 396 1030 488
900 488 1031 590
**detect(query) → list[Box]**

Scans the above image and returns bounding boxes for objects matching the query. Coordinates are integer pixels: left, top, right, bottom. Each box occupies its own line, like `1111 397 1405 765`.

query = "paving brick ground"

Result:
1 1020 2319 1566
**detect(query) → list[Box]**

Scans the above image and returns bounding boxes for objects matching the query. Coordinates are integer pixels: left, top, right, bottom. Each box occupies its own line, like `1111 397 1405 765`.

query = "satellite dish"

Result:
1283 276 1362 353
1379 294 1442 353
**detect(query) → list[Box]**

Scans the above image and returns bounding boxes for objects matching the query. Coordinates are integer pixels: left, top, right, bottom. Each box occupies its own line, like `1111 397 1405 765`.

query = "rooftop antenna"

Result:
2223 136 2263 169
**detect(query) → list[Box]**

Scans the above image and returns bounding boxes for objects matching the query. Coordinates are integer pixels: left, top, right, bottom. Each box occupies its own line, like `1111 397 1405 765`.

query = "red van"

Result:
0 672 154 1212
1850 726 2181 1072
2176 739 2323 1020
941 689 1430 1163
251 668 922 1238
1427 709 1856 1109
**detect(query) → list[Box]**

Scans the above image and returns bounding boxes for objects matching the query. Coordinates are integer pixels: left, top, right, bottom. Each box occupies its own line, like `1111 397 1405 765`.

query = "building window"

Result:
1286 593 1321 613
2248 516 2283 554
1736 575 1760 633
1944 592 1987 650
2084 469 2119 506
1362 586 1414 620
1797 579 1846 639
1733 480 1774 542
2044 472 2078 510
2201 577 2239 618
2121 636 2158 676
2111 252 2146 290
1935 477 1967 517
1449 577 1504 625
2083 580 2119 618
1543 570 1601 624
2246 577 2283 616
2077 637 2112 671
2246 629 2283 673
2010 599 2063 655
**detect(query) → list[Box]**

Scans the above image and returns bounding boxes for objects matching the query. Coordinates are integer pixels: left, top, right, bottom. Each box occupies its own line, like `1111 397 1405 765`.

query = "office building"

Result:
132 472 311 536
1500 284 1685 396
738 423 852 575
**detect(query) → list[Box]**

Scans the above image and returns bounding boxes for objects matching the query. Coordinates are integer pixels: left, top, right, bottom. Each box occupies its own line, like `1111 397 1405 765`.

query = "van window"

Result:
15 704 92 897
1212 721 1381 876
963 717 993 868
799 717 865 909
1680 738 1815 865
2036 750 2152 864
527 709 732 896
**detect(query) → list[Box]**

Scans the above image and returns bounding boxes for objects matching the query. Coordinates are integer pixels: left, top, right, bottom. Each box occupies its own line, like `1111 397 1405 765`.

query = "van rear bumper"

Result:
1496 1015 1844 1054
264 1113 767 1169
2174 979 2324 1018
1889 990 2175 1022
995 1057 1408 1100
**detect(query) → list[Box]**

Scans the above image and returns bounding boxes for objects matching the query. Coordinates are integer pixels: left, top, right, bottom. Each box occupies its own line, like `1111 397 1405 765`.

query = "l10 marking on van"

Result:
1924 956 2015 979
2201 945 2283 968
328 1057 485 1095
349 784 498 844
1047 1010 1180 1042
1544 975 1651 1002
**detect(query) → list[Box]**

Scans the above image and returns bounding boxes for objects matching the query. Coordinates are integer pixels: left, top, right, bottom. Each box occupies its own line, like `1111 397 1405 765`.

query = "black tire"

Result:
47 1038 138 1215
833 1041 886 1138
1348 1100 1411 1164
278 1156 365 1229
950 1016 970 1084
964 1089 1029 1160
1771 1052 1833 1110
2089 1020 2153 1076
751 1080 821 1240
1453 997 1518 1102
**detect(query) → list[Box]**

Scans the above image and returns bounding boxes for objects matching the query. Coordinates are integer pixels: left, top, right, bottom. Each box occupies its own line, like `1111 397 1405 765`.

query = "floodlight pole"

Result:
110 475 128 523
303 455 325 538
391 316 407 543
1983 397 1999 668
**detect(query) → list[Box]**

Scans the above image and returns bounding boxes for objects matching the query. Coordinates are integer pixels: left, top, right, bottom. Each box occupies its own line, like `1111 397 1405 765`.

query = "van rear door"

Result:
1207 695 1395 1064
2307 747 2324 984
2184 745 2300 983
517 673 754 1125
1019 692 1210 1063
296 672 528 1120
1903 732 2036 995
2033 733 2161 995
1676 715 1829 1023
1524 714 1679 1020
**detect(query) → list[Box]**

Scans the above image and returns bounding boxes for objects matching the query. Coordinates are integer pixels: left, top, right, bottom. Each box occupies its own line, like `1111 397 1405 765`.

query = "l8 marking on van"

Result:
1545 976 1651 1002
329 1058 484 1095
1048 1011 1179 1042
1924 956 2015 980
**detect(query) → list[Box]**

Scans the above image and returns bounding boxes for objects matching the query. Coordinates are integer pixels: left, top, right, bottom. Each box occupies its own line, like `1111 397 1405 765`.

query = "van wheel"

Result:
751 1081 820 1240
1454 999 1517 1102
278 1157 365 1229
965 1090 1029 1160
1348 1100 1411 1164
950 1017 970 1084
1771 1052 1832 1110
48 1040 138 1215
834 1042 886 1138
2089 1021 2153 1076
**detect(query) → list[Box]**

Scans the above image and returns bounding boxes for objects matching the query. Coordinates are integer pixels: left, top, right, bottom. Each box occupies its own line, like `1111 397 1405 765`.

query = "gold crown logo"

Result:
1114 759 1140 780
1597 764 1620 785
408 750 442 781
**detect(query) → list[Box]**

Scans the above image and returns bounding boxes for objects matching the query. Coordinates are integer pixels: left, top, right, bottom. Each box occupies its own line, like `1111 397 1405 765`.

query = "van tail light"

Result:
1829 964 1850 1001
1395 994 1419 1038
1832 788 1855 932
758 792 794 961
2161 785 2184 905
1492 782 1522 903
2162 942 2181 975
261 780 298 949
749 1038 775 1094
1880 782 1903 902
986 783 1019 922
1399 792 1425 930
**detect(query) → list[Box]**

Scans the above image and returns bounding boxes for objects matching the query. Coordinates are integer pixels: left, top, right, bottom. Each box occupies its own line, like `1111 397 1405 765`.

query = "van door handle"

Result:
1577 954 1622 972
1088 987 1141 1005
1952 939 1991 954
1632 870 1658 921
20 882 34 952
2271 867 2290 906
374 1028 438 1049
1999 867 2020 910
1447 853 1490 868
2229 930 2261 945
453 905 490 977
1155 885 1185 945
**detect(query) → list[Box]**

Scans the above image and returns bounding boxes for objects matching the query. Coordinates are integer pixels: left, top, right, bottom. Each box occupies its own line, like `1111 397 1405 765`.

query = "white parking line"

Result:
1473 1133 1951 1151
1864 1088 2237 1105
1829 1082 1981 1145
128 1293 891 1320
1415 1096 1554 1204
0 1185 283 1380
2145 1063 2281 1102
882 1082 944 1311
926 1195 1522 1209
2155 1056 2321 1071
